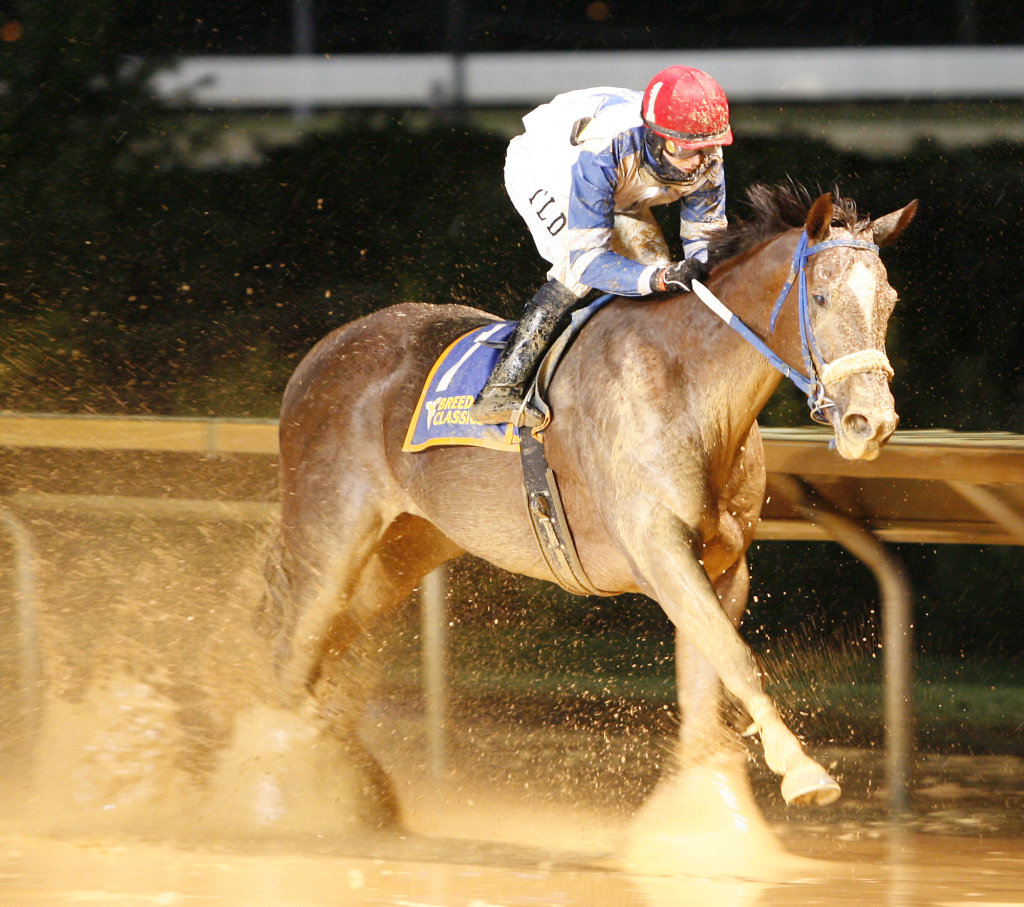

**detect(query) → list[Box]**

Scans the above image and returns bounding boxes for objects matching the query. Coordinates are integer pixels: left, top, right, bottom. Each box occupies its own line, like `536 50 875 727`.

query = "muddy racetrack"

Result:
1 448 1023 905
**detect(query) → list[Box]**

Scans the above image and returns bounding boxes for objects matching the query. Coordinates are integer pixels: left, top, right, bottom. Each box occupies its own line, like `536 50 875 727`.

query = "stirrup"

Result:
469 386 543 427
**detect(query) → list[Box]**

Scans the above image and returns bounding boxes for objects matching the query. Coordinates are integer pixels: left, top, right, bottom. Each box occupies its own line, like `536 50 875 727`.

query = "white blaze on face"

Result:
846 260 879 335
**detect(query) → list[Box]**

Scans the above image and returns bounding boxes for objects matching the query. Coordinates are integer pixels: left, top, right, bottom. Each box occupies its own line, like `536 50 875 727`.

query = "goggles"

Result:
663 139 719 160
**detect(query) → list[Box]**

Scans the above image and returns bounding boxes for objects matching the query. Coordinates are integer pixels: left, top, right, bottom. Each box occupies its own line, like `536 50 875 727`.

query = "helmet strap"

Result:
642 130 714 185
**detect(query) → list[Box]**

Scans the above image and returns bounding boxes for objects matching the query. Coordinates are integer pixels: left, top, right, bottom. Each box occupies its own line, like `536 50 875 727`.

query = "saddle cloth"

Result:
402 320 522 452
401 294 616 453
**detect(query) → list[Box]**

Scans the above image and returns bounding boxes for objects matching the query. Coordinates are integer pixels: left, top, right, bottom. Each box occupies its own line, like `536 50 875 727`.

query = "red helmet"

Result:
641 66 733 149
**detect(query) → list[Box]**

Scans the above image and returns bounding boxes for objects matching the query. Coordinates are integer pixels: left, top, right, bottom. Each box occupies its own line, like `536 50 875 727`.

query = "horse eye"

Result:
813 292 828 307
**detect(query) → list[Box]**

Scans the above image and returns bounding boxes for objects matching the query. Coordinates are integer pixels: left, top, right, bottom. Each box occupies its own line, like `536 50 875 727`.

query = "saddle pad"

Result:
402 320 522 452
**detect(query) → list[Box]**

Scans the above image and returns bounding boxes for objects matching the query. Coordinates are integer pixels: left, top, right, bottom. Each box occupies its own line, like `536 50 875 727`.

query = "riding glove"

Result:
651 258 710 293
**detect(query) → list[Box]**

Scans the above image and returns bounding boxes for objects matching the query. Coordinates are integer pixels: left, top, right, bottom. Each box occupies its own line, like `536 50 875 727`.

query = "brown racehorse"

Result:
255 184 917 832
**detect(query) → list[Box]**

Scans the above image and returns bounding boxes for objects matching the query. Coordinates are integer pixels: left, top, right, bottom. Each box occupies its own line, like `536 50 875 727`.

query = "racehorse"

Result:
255 183 917 832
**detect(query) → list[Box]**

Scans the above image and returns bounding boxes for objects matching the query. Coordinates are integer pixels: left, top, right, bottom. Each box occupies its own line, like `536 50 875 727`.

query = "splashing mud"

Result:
621 752 819 880
2 454 1024 904
27 679 198 837
199 702 396 836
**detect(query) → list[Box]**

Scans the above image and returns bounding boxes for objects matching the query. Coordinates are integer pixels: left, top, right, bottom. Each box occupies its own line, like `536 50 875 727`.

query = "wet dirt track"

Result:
3 702 1024 907
1 451 1022 907
2 812 1024 906
0 830 1020 907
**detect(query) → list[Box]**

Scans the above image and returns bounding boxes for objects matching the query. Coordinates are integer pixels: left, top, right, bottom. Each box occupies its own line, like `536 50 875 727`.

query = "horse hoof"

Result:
781 754 842 806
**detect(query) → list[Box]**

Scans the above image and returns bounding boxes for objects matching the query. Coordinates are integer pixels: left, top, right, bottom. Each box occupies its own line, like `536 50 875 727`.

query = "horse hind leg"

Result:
308 515 463 824
215 511 459 835
261 492 390 705
312 513 462 728
201 500 393 833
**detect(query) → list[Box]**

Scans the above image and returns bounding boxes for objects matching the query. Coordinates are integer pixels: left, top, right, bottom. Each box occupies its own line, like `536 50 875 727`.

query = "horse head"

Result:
802 193 918 460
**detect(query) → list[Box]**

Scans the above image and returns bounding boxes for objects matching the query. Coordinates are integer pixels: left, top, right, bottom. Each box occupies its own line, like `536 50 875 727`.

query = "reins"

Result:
694 229 891 425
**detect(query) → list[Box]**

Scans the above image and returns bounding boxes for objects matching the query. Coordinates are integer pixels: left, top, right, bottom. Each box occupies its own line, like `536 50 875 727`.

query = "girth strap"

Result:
519 431 611 597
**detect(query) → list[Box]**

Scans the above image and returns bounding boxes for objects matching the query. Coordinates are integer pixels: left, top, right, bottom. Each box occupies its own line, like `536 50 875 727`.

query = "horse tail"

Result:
254 529 290 639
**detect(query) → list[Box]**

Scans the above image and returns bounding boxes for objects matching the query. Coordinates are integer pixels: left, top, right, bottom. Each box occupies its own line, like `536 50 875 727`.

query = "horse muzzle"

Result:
817 349 897 461
835 407 898 460
829 376 898 461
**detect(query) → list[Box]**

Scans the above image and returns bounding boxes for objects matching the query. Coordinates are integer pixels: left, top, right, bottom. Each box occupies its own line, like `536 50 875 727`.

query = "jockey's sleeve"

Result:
566 147 661 297
680 159 727 263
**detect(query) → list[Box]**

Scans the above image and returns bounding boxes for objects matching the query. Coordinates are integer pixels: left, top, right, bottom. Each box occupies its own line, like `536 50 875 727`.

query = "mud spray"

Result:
1 497 814 884
7 484 1024 906
2 501 398 846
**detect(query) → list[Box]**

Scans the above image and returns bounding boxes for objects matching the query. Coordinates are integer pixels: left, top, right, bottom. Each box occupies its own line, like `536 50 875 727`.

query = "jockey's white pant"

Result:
504 135 672 299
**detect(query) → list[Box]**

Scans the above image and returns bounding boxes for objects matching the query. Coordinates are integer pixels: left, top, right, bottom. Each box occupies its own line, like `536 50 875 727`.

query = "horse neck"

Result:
688 229 806 435
712 228 805 356
569 230 805 459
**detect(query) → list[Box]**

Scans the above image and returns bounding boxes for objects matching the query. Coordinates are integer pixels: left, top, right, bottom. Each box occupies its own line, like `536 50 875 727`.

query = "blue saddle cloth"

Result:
402 294 616 453
402 320 521 452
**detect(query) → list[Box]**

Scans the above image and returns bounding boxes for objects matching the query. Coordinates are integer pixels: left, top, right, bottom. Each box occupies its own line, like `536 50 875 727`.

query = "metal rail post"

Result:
772 475 915 814
420 566 449 778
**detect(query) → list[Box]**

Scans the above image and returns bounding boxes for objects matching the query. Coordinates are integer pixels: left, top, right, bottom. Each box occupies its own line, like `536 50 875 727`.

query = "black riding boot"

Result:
469 279 579 427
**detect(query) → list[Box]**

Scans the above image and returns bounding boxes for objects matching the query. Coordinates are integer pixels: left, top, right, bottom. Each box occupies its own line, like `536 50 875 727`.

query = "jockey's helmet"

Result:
642 66 733 148
640 66 732 183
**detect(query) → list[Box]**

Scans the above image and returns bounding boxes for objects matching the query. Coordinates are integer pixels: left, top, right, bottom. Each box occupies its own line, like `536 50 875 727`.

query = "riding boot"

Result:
469 279 579 427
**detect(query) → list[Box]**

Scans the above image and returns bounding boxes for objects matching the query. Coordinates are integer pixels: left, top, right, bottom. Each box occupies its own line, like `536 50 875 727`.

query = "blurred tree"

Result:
0 0 156 276
0 0 163 408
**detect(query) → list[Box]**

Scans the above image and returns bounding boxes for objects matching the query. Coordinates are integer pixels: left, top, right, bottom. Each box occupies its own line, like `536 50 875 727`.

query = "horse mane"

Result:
707 181 867 267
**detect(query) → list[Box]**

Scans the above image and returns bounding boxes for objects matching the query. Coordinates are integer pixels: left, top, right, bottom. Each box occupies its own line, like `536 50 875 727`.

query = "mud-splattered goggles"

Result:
663 139 717 160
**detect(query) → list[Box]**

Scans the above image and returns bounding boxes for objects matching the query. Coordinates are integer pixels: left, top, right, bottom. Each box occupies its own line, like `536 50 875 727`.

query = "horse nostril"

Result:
842 412 872 440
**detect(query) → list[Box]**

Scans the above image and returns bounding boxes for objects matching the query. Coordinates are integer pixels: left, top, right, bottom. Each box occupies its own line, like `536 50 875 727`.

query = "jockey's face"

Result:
643 130 718 184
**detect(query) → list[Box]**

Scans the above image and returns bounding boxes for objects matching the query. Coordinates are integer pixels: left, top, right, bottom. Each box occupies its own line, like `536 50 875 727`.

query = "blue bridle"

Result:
697 230 880 425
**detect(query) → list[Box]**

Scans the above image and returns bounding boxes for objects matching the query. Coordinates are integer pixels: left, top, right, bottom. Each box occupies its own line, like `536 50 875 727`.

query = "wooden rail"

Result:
1 413 1022 546
0 412 279 455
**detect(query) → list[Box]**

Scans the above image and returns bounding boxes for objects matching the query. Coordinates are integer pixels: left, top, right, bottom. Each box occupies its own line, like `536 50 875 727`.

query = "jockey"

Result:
469 65 732 427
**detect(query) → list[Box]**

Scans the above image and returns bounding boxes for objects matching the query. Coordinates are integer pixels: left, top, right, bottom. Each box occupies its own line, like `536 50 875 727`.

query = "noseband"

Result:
695 230 891 425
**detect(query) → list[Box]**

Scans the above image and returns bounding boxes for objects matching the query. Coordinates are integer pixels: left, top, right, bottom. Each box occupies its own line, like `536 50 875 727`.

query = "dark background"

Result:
1 2 1023 674
115 1 1024 54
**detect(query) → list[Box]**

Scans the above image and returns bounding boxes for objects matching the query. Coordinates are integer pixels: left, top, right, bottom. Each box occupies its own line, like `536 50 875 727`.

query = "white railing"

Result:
150 47 1024 109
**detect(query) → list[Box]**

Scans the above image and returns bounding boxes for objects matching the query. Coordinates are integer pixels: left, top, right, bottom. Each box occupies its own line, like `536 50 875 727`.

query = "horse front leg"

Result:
623 558 817 876
637 531 840 807
677 558 749 761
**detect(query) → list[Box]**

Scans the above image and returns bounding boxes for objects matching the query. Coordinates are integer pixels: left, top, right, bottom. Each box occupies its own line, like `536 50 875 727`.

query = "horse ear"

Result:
870 199 919 247
805 193 833 242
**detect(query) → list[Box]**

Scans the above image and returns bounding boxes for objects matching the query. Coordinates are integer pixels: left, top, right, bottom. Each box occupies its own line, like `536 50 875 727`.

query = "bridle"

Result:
695 229 892 425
